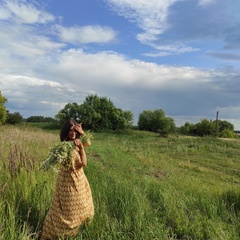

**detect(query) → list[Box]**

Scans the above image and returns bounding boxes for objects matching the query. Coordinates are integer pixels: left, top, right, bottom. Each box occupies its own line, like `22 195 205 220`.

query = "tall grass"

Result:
0 125 57 239
1 126 240 239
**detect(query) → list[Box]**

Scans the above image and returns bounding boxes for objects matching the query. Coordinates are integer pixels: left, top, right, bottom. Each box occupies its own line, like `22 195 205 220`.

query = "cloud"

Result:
0 22 63 57
165 0 240 54
143 43 200 57
217 106 240 119
55 24 117 44
1 0 240 129
0 0 117 76
0 0 55 24
2 47 240 114
1 74 85 117
105 0 177 42
105 0 240 58
1 47 240 128
197 0 216 7
0 0 62 72
40 48 212 91
104 0 205 56
207 51 240 61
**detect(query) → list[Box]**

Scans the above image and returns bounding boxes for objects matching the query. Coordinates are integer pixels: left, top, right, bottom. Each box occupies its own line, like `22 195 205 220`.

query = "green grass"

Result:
1 125 240 239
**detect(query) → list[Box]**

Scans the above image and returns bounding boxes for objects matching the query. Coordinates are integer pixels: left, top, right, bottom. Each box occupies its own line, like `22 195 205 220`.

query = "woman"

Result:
40 119 94 240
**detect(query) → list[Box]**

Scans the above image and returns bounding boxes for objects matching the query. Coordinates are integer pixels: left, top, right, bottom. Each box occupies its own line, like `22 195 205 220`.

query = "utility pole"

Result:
216 111 219 136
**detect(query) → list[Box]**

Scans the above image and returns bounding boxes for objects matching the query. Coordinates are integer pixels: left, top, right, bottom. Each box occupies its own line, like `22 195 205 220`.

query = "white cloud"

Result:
105 0 203 56
0 22 64 78
0 75 64 93
105 0 177 44
198 0 216 7
40 100 66 109
1 47 240 127
143 43 200 57
0 74 79 117
106 0 240 58
14 75 62 87
0 5 11 20
45 49 210 91
55 24 117 44
2 0 54 24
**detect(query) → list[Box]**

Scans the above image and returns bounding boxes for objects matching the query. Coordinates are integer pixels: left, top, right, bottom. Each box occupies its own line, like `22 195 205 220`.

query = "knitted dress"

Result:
40 147 94 240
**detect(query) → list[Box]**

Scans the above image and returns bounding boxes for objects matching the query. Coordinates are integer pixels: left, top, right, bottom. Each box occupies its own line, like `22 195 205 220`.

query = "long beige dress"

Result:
40 147 94 240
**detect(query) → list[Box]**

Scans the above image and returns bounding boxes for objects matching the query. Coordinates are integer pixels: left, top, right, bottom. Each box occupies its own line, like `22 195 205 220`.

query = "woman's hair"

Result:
60 119 78 141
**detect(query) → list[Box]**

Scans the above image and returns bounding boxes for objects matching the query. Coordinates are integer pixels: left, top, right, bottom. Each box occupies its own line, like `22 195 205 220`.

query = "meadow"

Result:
1 125 240 239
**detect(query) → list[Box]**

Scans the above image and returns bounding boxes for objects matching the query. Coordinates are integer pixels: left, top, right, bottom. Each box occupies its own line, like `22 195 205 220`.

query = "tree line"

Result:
0 91 237 138
55 95 134 131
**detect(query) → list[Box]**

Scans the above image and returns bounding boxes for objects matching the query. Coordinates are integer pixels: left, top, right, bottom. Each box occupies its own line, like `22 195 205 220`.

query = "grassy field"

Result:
1 125 240 239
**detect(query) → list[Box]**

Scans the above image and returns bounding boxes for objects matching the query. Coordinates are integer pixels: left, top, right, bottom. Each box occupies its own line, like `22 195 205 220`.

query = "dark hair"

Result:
60 119 78 142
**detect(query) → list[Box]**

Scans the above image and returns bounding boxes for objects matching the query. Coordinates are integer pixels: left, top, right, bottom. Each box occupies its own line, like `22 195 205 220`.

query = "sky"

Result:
0 0 240 130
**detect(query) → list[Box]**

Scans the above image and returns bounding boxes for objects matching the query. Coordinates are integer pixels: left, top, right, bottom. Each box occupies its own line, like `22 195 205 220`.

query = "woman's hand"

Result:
74 123 85 135
74 123 91 147
74 139 83 149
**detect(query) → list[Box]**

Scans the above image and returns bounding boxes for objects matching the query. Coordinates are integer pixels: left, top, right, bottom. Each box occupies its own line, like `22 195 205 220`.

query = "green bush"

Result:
219 129 236 138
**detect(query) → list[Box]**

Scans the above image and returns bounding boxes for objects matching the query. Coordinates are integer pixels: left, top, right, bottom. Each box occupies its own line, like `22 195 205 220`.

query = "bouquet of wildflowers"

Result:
41 131 93 172
80 131 93 144
41 141 75 171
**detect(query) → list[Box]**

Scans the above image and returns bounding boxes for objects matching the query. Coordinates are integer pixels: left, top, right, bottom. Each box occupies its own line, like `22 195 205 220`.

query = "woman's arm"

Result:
79 145 87 167
83 139 91 147
74 139 87 167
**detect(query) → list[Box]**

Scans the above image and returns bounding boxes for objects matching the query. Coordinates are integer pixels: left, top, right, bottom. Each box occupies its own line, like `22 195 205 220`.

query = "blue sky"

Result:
1 0 240 129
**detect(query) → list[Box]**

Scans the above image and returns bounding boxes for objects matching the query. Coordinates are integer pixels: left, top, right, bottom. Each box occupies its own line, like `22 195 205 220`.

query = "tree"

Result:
0 91 7 125
122 110 134 128
179 122 194 135
77 100 101 130
158 116 176 137
80 95 134 130
55 95 134 131
138 109 176 136
138 110 153 131
193 119 215 136
6 112 23 124
26 116 45 122
26 116 56 123
214 120 234 132
179 119 236 138
55 102 82 126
